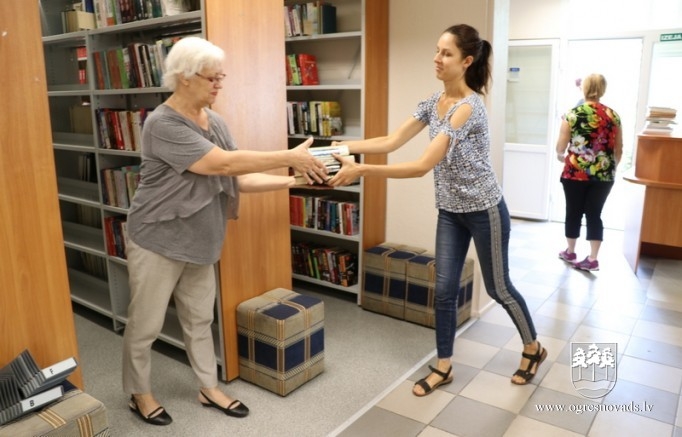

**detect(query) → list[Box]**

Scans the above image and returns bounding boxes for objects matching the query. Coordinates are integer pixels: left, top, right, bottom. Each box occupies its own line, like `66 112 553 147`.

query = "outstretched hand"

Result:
326 154 359 187
290 137 328 184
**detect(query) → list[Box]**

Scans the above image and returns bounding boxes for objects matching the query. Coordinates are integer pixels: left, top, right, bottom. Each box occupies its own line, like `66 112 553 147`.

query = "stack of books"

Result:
642 106 677 135
294 144 354 185
0 350 77 426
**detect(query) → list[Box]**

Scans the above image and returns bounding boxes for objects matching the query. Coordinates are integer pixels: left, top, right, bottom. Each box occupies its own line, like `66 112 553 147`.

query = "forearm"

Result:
217 149 295 176
357 161 430 179
238 173 296 193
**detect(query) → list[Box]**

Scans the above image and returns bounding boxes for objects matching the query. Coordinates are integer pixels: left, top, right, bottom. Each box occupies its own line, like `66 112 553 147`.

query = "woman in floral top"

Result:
555 73 623 271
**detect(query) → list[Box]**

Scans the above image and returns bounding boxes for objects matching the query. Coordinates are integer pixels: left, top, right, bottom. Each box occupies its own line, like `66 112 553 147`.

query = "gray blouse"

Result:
126 104 239 264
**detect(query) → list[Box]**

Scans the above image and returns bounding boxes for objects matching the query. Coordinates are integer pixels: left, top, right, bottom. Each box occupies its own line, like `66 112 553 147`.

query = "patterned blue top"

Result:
413 92 502 213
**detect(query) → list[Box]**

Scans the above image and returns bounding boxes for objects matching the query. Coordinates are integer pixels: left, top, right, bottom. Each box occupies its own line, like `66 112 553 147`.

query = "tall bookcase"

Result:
285 0 388 300
39 0 294 381
38 1 224 367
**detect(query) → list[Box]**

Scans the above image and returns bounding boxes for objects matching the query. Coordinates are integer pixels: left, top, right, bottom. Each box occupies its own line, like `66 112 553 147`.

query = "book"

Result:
294 144 353 185
298 54 319 85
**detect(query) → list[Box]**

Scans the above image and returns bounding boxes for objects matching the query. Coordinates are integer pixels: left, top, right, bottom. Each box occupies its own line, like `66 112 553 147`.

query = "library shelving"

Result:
284 0 388 301
38 0 228 370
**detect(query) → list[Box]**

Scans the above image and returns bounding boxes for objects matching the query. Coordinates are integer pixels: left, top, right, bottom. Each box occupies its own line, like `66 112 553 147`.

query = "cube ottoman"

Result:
361 243 426 319
404 254 474 328
0 389 109 437
237 288 324 396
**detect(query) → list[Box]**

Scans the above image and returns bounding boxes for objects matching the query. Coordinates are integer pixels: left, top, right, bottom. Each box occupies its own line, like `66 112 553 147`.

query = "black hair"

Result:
443 24 492 94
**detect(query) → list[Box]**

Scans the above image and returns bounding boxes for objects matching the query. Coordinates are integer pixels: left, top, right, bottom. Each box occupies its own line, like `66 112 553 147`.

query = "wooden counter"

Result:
623 133 682 272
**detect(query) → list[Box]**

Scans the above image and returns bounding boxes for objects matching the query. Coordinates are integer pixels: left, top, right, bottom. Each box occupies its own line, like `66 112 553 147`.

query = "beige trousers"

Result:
122 239 218 394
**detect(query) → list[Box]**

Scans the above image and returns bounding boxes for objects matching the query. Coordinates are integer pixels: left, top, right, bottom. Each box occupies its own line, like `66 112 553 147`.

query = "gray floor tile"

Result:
603 379 679 424
625 336 682 369
520 387 598 434
639 305 682 328
483 348 551 385
458 321 517 348
581 308 638 335
530 313 580 341
429 396 516 437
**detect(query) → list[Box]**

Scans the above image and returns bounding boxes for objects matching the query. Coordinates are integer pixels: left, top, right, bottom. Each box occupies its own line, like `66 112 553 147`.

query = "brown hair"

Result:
443 24 492 95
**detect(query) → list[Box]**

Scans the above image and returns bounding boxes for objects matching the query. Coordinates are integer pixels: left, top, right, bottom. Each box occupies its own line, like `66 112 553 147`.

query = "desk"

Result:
623 133 682 272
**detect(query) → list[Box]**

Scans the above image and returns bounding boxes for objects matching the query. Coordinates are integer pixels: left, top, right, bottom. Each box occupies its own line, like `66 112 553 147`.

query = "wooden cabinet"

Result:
1 1 82 387
623 133 682 272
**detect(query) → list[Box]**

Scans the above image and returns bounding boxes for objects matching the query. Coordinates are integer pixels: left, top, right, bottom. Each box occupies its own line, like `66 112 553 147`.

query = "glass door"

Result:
503 40 559 220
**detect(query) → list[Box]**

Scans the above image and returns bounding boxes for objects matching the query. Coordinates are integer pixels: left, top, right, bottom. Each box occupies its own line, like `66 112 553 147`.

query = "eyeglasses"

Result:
195 73 226 84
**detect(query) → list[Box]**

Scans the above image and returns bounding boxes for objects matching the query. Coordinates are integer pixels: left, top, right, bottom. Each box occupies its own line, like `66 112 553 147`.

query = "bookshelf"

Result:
39 1 224 367
285 0 388 300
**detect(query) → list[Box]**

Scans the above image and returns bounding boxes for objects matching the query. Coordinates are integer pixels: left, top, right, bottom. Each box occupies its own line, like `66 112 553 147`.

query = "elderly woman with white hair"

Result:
121 36 326 426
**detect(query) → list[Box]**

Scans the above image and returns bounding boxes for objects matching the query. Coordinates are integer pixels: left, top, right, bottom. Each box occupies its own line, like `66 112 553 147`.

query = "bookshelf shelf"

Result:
285 0 387 299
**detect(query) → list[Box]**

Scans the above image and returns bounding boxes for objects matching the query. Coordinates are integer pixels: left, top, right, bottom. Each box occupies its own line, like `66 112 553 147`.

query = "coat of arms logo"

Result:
570 342 617 399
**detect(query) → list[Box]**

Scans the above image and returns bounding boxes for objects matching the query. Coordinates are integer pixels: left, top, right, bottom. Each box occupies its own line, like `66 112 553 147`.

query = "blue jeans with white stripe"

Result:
434 199 537 358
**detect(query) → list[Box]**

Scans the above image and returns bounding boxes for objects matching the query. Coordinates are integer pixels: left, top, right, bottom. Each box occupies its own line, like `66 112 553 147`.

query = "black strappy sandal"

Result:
413 365 453 397
512 342 548 385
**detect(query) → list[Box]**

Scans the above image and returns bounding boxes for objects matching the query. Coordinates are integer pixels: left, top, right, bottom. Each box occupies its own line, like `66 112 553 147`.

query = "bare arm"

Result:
555 120 571 162
187 137 327 184
333 117 426 154
328 104 473 186
237 173 296 193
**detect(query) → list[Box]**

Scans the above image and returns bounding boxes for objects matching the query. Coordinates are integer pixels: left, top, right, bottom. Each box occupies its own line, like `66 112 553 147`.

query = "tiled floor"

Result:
332 220 682 437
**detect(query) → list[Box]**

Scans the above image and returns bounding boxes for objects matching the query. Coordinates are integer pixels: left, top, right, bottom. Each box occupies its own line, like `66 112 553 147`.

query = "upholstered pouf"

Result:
404 254 474 328
0 389 109 437
237 288 324 396
361 243 425 319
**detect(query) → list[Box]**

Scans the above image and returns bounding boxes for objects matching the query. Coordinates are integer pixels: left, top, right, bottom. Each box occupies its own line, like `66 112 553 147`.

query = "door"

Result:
503 40 559 220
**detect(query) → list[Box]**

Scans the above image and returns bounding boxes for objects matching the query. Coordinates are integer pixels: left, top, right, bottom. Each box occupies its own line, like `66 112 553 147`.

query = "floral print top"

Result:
560 102 621 182
413 92 502 213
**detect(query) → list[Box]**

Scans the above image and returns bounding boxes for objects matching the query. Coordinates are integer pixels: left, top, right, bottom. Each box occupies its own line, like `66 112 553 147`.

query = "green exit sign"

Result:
660 33 682 42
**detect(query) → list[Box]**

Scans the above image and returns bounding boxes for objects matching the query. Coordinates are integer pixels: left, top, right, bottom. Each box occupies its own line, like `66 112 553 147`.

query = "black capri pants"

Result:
560 178 614 241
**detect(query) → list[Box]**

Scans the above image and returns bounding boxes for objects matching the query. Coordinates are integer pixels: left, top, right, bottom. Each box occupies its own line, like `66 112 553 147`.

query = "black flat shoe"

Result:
129 396 172 426
199 391 249 418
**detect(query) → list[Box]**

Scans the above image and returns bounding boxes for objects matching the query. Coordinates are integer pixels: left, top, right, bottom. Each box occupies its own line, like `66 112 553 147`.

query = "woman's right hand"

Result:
289 137 328 184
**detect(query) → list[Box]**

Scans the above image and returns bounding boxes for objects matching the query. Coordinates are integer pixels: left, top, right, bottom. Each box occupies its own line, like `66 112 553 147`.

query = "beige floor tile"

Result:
539 362 591 399
568 325 631 353
632 320 682 347
376 380 454 424
502 335 566 365
459 370 536 414
503 415 583 437
418 425 461 437
618 356 682 394
451 338 500 368
588 410 674 437
536 301 590 324
479 305 517 328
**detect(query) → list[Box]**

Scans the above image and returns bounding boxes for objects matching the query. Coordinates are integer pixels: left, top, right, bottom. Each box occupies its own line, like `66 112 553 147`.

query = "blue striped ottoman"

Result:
361 243 425 319
237 288 324 396
404 254 474 328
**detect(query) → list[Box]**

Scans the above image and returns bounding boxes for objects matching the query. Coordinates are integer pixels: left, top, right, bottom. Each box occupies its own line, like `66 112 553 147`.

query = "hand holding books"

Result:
289 137 328 185
294 144 357 186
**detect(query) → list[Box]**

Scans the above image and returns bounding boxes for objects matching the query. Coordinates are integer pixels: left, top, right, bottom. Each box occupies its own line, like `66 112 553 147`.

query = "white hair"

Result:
162 36 224 91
